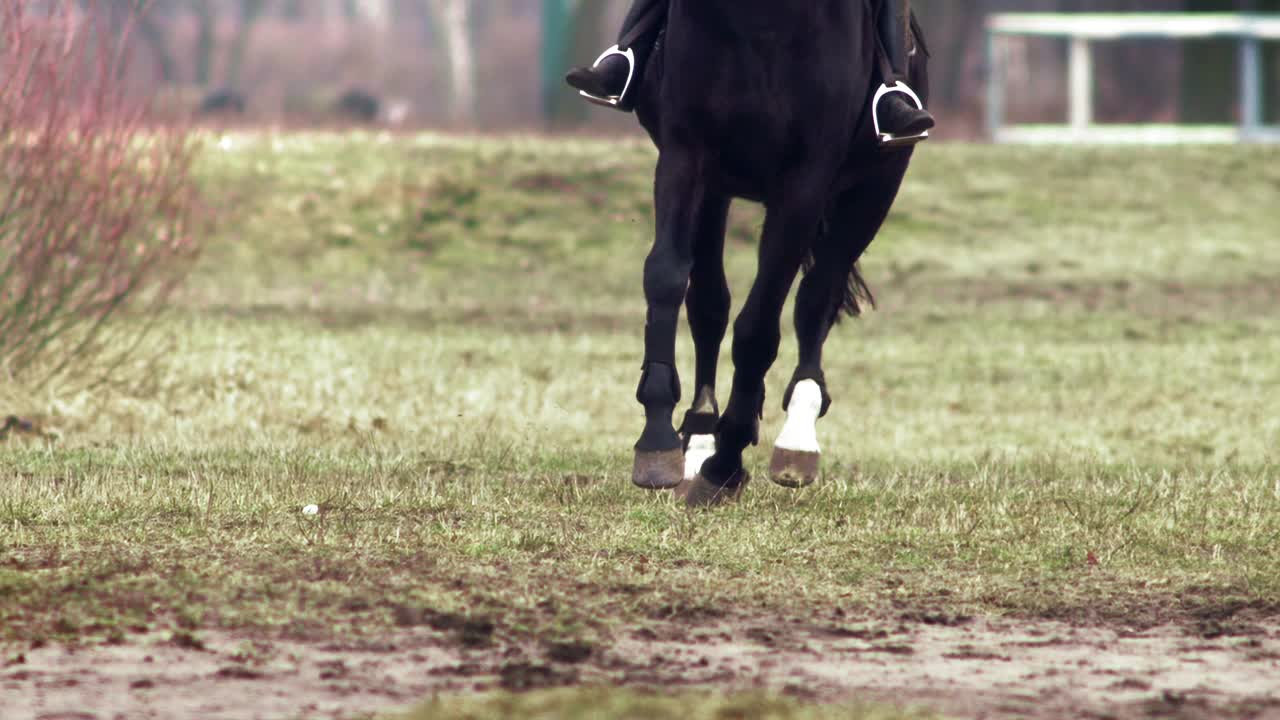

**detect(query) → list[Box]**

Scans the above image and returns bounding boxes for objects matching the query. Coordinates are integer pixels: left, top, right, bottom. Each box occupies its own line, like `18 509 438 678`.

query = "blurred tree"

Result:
126 1 180 83
75 0 177 83
225 0 269 90
541 0 570 124
191 0 215 86
561 0 608 127
432 0 476 125
542 0 609 129
913 0 991 114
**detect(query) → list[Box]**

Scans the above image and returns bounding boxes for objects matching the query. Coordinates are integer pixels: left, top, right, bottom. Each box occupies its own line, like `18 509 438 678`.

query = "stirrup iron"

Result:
872 82 930 148
579 45 637 109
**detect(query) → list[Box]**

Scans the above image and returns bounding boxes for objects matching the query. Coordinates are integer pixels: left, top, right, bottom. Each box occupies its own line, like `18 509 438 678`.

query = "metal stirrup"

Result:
872 81 929 148
578 45 637 109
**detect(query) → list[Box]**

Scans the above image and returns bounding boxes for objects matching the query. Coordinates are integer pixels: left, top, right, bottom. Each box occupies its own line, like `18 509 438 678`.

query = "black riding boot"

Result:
566 54 633 103
876 0 934 140
565 0 666 112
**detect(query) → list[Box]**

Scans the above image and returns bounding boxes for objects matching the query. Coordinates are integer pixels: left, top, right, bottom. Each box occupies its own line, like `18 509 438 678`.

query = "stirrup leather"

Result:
872 82 929 148
578 45 637 109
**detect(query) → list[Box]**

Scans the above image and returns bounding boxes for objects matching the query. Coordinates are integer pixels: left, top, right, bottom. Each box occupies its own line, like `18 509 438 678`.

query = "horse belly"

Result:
706 112 791 196
690 52 859 196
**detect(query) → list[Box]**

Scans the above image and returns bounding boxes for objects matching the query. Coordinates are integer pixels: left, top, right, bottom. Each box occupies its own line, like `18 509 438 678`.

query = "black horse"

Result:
620 0 930 507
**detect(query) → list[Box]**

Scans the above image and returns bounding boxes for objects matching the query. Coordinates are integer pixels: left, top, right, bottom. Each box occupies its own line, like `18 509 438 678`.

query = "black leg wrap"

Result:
783 370 833 418
636 361 680 407
679 410 719 436
635 362 683 454
678 386 718 450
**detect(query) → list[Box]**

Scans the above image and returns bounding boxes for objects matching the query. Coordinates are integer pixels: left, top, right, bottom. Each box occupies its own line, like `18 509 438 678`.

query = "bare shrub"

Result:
0 1 199 387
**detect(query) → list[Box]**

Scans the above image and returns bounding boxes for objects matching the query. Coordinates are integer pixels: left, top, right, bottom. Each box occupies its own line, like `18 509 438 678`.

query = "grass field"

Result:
2 134 1279 719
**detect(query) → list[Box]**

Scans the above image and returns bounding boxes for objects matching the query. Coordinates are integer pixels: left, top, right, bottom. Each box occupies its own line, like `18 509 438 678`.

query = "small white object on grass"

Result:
302 504 320 516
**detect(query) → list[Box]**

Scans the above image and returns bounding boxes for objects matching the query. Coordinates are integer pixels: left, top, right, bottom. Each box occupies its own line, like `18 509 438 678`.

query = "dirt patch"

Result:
5 616 1280 720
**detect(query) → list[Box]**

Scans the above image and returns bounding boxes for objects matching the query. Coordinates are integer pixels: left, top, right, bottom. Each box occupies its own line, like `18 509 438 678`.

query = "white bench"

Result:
986 13 1280 144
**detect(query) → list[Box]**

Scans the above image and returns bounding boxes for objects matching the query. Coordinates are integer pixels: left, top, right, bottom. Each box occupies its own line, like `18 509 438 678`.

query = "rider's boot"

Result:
565 0 666 112
879 93 935 138
565 49 638 111
875 0 934 146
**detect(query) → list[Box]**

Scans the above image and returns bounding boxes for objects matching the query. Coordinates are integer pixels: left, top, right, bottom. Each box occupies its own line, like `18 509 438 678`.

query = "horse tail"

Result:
840 261 875 320
803 221 876 323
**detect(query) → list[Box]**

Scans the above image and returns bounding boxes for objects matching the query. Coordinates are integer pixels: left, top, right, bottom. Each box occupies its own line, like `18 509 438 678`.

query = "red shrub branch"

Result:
0 0 198 386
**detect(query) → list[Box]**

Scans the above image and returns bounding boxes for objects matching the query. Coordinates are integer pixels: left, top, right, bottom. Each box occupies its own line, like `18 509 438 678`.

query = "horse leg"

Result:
681 189 824 507
772 161 913 488
770 246 842 489
633 150 719 490
680 200 732 480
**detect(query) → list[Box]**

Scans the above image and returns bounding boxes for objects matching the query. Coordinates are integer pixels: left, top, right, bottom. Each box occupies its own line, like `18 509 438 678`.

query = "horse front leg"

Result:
633 150 717 490
680 188 823 507
680 198 732 480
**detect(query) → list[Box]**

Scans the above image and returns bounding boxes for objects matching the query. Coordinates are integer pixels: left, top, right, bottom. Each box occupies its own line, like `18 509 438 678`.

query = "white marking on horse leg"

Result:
684 434 716 480
775 380 822 454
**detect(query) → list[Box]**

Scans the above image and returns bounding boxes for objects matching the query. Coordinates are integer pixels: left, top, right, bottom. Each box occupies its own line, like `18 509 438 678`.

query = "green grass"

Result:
1 132 1278 712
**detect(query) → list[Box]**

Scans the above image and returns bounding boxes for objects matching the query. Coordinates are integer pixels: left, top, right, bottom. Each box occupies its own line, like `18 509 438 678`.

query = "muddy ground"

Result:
6 613 1280 720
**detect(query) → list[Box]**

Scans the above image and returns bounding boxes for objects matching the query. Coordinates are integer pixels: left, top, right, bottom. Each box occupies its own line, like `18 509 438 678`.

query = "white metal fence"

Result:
986 13 1280 144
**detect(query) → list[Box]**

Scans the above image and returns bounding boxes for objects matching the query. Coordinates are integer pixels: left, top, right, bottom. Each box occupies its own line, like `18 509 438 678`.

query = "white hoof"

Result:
775 380 822 454
684 434 716 481
771 380 823 488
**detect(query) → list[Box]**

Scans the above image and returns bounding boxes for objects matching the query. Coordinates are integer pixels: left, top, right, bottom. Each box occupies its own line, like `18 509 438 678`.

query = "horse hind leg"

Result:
771 162 911 489
772 376 827 488
770 235 845 488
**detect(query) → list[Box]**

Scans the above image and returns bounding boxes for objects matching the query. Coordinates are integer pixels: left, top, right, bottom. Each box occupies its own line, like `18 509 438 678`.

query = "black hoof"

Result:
770 447 820 489
675 471 749 509
633 448 685 490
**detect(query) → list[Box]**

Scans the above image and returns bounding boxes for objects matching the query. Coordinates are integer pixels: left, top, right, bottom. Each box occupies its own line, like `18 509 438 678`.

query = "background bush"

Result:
0 1 199 387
